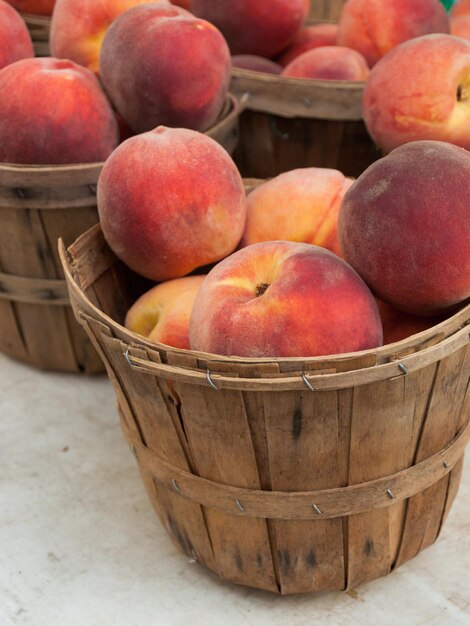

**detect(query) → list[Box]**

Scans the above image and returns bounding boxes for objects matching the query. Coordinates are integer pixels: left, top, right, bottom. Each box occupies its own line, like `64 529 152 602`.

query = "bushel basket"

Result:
60 223 470 594
309 0 348 21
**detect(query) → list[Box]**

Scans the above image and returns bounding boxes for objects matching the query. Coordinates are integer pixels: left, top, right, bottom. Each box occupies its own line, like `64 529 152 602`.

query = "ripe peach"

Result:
98 127 246 282
50 0 166 75
0 0 34 71
99 4 231 133
0 58 118 165
277 23 339 67
337 0 449 67
190 241 383 358
191 0 310 58
241 168 353 255
451 15 470 38
339 141 470 316
378 300 443 345
363 35 470 153
6 0 54 15
282 46 369 81
232 55 282 74
452 0 470 17
125 275 206 349
172 0 190 8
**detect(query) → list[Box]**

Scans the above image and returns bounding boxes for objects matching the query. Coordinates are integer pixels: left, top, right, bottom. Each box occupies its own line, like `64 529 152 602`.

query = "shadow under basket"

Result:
21 12 51 57
60 223 470 594
0 94 241 373
231 69 381 179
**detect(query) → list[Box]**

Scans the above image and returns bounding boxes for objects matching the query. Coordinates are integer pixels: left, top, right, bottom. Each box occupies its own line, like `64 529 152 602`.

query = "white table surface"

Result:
1 353 469 626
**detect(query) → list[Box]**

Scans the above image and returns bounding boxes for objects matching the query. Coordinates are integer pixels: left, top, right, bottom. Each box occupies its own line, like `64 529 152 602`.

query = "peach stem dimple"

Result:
255 282 270 297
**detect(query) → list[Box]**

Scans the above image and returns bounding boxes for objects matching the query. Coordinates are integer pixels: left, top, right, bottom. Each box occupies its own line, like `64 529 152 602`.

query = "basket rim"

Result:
59 225 470 371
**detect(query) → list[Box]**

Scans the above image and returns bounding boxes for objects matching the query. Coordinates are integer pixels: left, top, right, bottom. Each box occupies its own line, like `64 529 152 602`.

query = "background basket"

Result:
0 95 240 372
20 12 51 56
309 0 347 21
60 222 470 594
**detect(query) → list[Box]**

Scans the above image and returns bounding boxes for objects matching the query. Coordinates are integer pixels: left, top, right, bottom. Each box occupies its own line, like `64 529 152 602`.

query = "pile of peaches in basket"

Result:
1 0 469 358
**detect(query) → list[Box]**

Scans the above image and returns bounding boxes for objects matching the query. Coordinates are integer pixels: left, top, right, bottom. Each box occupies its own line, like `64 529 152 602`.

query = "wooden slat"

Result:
309 0 347 21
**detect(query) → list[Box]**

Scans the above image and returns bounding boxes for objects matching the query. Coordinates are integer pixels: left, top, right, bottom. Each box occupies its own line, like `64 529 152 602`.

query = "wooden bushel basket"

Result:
0 95 241 372
20 12 51 57
59 221 470 594
309 0 348 21
232 70 381 179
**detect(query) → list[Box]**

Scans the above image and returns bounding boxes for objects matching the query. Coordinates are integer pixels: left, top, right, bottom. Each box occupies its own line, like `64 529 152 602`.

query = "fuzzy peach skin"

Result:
377 300 443 345
232 55 282 74
0 1 34 71
190 241 383 358
451 15 470 38
191 0 310 58
337 0 449 67
339 141 470 316
282 46 369 81
363 35 470 153
172 0 190 7
0 58 118 164
277 23 339 67
50 0 167 75
6 0 54 15
125 275 206 349
241 168 353 255
452 0 470 17
98 127 246 282
99 4 230 133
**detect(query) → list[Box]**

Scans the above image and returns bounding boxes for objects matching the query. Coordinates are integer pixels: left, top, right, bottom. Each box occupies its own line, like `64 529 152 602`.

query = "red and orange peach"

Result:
190 241 383 358
0 0 34 71
452 0 470 17
339 141 470 316
98 127 246 282
277 23 339 67
0 57 118 164
99 4 231 133
232 55 282 74
125 275 206 349
363 34 470 153
282 46 369 81
378 300 443 345
451 15 470 39
241 168 353 256
191 0 310 59
6 0 54 15
337 0 449 67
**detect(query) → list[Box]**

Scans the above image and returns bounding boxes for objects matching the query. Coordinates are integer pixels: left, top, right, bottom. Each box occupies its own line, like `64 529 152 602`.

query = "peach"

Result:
99 4 231 133
0 58 118 165
98 127 246 282
241 168 353 256
0 0 34 71
50 0 166 75
125 275 206 349
338 141 470 316
378 300 443 345
452 0 470 17
6 0 55 15
172 0 190 8
337 0 449 67
451 15 470 38
282 46 369 81
232 55 282 75
189 241 383 358
191 0 310 58
363 35 470 153
277 23 339 67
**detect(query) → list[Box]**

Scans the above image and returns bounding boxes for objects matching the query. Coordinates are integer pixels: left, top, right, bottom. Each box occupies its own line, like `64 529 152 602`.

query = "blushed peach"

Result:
282 46 369 81
232 55 282 74
98 127 246 282
191 0 310 58
378 300 443 345
0 57 118 164
277 23 339 67
241 168 353 256
190 241 383 358
339 141 470 316
452 0 470 17
99 4 231 133
363 35 470 153
125 275 206 349
0 0 34 71
451 15 470 38
337 0 449 67
6 0 54 15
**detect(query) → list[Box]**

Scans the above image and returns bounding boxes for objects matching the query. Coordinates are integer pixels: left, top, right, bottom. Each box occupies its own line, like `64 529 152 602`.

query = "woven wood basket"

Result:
309 0 347 21
20 12 51 56
0 95 240 372
59 216 470 594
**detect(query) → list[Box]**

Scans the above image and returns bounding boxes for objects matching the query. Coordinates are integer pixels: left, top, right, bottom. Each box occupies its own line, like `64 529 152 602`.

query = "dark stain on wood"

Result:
292 408 302 441
167 514 192 557
256 553 263 569
364 539 375 557
235 547 244 573
305 549 317 568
